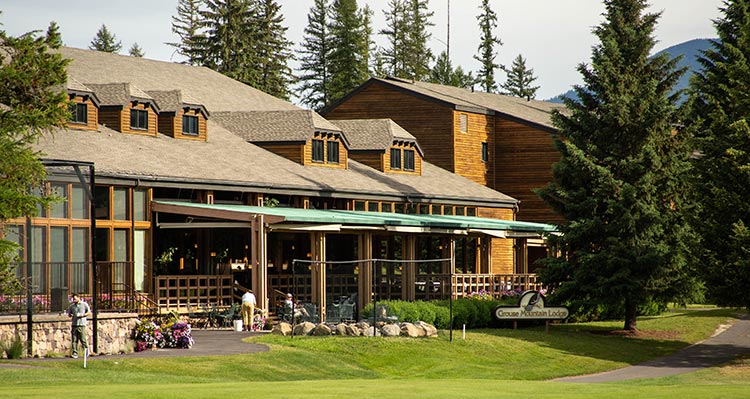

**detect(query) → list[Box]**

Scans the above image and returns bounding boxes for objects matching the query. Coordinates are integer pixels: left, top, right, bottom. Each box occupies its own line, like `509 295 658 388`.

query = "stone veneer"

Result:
0 312 139 358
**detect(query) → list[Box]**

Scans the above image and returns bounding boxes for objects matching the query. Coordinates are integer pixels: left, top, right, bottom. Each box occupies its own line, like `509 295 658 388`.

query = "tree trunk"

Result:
624 298 638 331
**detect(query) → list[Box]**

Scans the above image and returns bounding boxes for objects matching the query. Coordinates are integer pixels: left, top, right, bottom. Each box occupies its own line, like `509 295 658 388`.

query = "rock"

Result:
335 323 348 336
400 322 424 338
293 322 316 336
356 321 370 331
312 324 332 336
381 324 400 337
362 325 381 337
272 322 292 336
417 321 438 337
345 324 362 337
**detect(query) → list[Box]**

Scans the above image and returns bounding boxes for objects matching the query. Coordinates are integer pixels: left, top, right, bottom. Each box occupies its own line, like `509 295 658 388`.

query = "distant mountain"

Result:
546 38 715 104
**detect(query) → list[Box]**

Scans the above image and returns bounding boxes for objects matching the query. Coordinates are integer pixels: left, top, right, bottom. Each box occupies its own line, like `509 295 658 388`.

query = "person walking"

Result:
241 289 257 331
66 293 91 359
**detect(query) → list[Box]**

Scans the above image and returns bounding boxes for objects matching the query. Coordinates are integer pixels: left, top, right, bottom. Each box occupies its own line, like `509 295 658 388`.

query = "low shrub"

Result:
1 333 26 359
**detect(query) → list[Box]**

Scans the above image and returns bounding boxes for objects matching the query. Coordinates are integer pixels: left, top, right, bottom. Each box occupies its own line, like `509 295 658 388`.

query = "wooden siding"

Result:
258 143 304 164
67 95 98 131
453 111 492 186
302 133 348 169
158 109 209 142
477 207 515 274
98 106 122 132
494 117 563 224
349 151 383 171
157 114 175 137
121 102 158 137
386 142 422 175
325 83 455 172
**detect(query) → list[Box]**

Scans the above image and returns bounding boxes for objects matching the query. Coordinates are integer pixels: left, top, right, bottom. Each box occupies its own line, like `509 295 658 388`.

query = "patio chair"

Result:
215 304 237 328
187 304 206 329
301 303 319 323
339 300 355 322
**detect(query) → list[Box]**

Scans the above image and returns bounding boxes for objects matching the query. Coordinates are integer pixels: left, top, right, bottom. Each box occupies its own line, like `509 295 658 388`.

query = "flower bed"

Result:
133 319 194 352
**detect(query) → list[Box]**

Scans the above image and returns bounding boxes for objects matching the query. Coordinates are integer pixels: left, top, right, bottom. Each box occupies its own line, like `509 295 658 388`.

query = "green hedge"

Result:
361 298 508 329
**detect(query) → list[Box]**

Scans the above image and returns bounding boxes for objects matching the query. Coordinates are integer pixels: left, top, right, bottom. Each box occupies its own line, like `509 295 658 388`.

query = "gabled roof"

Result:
211 110 347 146
332 119 423 156
325 77 564 132
66 78 100 106
147 90 209 117
86 82 159 111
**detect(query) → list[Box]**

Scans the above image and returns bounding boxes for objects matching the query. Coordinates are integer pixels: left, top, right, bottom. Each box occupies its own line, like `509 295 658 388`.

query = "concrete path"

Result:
555 316 750 383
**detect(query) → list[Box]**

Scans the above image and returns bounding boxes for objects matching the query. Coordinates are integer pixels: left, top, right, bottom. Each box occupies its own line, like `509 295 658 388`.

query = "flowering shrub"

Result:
466 289 493 300
252 315 267 331
0 295 50 313
133 319 193 352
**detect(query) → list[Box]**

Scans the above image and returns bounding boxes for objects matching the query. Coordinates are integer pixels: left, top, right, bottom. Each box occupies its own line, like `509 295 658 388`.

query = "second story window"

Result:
312 139 324 162
182 115 199 135
404 149 415 171
130 109 148 130
390 148 401 170
327 141 339 163
459 114 468 133
69 103 88 124
481 142 488 162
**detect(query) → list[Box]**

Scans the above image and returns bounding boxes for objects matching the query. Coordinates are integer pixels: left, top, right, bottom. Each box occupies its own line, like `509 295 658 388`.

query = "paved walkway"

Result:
555 315 750 383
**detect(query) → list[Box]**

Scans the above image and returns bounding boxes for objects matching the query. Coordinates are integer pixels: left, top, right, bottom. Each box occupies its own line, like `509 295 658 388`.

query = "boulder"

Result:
356 321 371 331
400 322 424 338
362 325 381 337
312 323 332 336
381 324 400 337
272 322 292 336
335 323 348 336
293 322 316 336
417 321 438 337
345 324 362 337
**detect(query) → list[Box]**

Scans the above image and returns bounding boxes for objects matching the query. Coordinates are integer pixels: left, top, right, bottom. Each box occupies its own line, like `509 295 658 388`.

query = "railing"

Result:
153 275 234 310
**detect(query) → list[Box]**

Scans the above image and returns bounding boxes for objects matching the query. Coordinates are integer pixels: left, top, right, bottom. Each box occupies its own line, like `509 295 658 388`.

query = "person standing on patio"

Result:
66 293 90 358
241 289 257 331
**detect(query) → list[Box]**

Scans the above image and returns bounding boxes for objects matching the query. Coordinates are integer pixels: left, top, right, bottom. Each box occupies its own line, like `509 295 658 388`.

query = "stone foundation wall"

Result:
0 313 139 358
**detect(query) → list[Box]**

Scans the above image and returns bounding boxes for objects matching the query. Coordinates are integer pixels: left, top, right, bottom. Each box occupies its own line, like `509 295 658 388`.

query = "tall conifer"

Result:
500 54 540 99
255 0 294 100
89 24 122 53
537 0 692 330
473 0 501 92
327 0 370 104
168 0 206 65
298 0 331 110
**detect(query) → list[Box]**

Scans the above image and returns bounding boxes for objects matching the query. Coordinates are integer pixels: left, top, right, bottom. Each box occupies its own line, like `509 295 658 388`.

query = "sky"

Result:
0 0 723 102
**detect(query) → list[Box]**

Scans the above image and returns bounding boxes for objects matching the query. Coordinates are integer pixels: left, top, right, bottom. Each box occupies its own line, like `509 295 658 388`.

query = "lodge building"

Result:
2 47 558 321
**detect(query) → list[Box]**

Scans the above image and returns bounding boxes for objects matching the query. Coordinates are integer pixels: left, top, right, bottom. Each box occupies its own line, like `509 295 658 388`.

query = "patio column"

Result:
310 231 325 322
515 238 528 274
358 232 373 311
403 235 417 301
251 215 268 312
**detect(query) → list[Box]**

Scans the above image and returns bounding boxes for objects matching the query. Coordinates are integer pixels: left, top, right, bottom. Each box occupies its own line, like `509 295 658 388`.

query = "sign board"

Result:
493 290 569 321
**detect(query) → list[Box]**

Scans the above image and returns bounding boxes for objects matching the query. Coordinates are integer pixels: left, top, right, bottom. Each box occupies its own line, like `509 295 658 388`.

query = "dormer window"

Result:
390 148 401 170
404 149 415 171
327 141 339 164
69 103 88 124
130 109 148 130
312 139 325 162
182 115 199 136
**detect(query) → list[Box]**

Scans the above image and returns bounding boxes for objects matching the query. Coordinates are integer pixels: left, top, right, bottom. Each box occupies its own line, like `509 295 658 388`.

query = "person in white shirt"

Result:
241 289 257 331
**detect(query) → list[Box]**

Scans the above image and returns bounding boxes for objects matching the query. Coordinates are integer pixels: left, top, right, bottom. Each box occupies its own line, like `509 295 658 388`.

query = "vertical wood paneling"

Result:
67 95 98 131
121 103 157 137
477 207 515 274
98 106 121 132
453 111 493 186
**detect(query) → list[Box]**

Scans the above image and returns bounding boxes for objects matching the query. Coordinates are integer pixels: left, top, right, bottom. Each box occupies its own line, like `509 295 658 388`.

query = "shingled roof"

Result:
66 77 100 106
331 119 423 156
211 110 344 144
85 82 158 111
147 90 208 116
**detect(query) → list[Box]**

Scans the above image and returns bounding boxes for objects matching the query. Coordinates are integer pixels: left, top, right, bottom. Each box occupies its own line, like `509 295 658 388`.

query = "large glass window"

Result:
182 115 199 135
71 228 89 293
130 109 148 130
113 187 128 220
390 148 401 170
69 102 88 124
134 189 148 221
71 184 89 219
31 226 46 294
6 225 24 280
49 183 68 219
404 149 415 171
50 227 68 289
327 141 339 164
94 186 110 220
134 230 146 291
312 139 324 162
113 229 128 291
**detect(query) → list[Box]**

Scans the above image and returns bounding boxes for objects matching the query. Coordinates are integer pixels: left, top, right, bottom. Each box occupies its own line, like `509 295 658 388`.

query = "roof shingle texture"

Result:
212 110 341 143
331 119 417 151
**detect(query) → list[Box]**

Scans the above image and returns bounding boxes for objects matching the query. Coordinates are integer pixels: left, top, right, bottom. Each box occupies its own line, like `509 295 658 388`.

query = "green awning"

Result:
151 200 557 237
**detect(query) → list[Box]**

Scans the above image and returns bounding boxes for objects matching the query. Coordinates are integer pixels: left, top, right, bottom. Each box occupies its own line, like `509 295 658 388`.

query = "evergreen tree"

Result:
254 0 294 100
379 0 409 77
129 42 145 58
327 0 370 104
0 22 70 293
380 0 433 80
473 0 501 93
684 0 750 309
428 50 475 88
168 0 206 65
536 0 692 330
297 0 331 110
89 24 122 53
500 54 540 99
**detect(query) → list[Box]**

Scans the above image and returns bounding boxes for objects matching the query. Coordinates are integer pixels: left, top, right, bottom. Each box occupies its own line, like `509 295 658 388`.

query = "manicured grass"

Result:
0 308 747 399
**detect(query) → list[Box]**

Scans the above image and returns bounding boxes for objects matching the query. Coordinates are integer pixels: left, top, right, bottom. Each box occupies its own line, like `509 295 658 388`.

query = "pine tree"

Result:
297 0 330 110
0 22 70 292
380 0 433 80
327 0 370 104
500 54 540 99
89 24 122 53
429 50 474 88
473 0 501 93
168 0 206 65
379 0 409 78
254 0 294 100
129 42 145 58
684 0 750 309
536 0 692 331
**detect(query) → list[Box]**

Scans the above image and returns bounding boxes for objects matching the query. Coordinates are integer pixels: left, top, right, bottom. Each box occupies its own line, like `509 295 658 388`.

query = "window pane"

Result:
134 189 147 221
404 150 415 171
312 140 324 162
481 142 488 162
381 203 392 213
49 183 68 219
113 187 128 220
130 109 148 129
113 229 128 291
354 201 365 211
444 206 453 215
431 205 442 215
327 141 339 163
94 186 110 220
182 115 198 135
368 202 379 212
455 206 465 216
31 226 46 294
6 225 24 280
134 230 146 291
71 228 89 293
460 114 468 132
419 204 429 214
467 208 476 216
390 148 401 169
394 203 404 213
71 184 89 219
50 227 68 289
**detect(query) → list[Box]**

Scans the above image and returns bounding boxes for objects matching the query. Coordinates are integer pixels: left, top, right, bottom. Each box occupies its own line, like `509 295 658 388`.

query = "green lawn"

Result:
1 308 748 399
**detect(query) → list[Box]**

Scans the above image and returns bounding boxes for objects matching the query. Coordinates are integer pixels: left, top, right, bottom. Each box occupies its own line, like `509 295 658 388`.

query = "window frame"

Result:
390 148 402 170
182 114 199 136
326 140 339 164
459 113 468 133
130 109 149 130
481 142 488 163
69 102 88 124
312 139 325 162
403 149 415 171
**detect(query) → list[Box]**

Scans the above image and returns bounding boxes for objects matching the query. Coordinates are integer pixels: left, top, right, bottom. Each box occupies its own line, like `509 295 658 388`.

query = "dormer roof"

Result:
85 82 159 112
332 118 423 156
213 110 348 146
147 90 209 118
66 78 100 106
